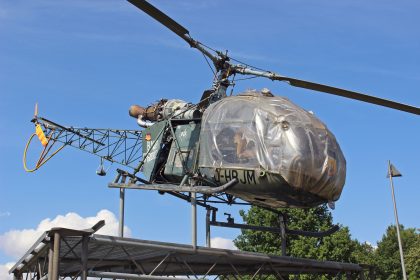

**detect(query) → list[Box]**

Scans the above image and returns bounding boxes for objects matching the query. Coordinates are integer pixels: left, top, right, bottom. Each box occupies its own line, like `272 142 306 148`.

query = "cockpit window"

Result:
199 90 346 200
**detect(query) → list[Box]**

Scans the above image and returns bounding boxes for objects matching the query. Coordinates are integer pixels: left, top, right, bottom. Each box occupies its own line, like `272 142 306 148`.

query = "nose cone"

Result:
129 105 146 118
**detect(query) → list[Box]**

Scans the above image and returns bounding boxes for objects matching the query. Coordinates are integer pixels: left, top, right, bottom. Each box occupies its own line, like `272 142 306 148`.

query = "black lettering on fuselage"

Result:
246 170 256 184
214 168 256 185
231 170 238 182
215 168 220 183
240 171 247 184
224 169 232 181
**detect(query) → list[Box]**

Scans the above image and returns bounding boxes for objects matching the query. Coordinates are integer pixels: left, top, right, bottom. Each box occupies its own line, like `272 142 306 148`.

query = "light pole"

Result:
387 160 407 280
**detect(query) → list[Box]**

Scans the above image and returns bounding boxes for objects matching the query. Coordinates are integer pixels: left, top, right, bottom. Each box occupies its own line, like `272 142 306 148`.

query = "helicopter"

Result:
24 0 420 211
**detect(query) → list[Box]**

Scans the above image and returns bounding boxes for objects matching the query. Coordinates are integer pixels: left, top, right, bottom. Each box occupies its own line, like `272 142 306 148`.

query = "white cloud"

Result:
0 263 14 280
0 209 131 259
210 237 237 250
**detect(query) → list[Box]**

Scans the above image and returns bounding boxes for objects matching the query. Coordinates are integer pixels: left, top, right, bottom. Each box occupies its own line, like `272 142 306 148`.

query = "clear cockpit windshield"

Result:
199 90 346 201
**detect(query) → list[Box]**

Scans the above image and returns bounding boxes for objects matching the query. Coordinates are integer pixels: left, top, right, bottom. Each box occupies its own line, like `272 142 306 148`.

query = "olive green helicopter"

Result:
24 0 420 213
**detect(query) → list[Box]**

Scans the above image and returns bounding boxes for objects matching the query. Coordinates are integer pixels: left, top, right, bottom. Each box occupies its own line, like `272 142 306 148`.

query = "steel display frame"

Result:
9 224 375 280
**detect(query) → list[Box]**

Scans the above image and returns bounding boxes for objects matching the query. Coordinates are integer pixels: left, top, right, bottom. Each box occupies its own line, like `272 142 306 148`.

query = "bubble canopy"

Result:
199 91 346 202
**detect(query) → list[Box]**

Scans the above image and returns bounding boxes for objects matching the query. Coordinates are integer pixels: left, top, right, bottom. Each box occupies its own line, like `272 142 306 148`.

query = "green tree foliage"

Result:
234 205 365 279
235 205 357 262
405 233 420 280
234 205 419 280
374 225 419 280
350 241 375 266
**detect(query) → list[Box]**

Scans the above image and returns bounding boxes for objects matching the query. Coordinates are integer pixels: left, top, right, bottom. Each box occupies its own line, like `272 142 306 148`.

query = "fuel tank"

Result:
198 90 346 208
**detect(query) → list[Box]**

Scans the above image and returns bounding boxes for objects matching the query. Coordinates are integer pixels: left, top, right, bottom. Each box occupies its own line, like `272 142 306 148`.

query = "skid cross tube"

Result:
209 220 340 238
108 178 238 194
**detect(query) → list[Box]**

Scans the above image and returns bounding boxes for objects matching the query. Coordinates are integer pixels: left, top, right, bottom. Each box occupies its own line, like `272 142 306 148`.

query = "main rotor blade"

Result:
128 0 189 41
280 77 420 115
127 0 218 63
233 66 420 115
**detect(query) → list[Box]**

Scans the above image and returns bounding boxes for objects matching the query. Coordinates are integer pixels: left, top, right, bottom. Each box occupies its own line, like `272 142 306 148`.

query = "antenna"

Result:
34 103 38 118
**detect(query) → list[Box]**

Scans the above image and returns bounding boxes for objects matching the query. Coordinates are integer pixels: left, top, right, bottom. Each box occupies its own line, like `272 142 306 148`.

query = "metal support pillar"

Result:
345 271 351 280
279 214 286 256
206 209 211 247
119 187 125 237
118 172 127 238
47 245 53 280
81 236 88 280
50 232 60 280
191 192 197 249
369 267 375 280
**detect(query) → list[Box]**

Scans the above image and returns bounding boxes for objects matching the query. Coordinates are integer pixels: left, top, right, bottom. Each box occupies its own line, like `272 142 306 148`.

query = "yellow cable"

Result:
23 133 38 172
23 132 66 172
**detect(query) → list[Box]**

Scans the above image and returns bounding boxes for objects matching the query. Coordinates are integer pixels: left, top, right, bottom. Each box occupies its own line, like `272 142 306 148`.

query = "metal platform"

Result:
9 222 374 280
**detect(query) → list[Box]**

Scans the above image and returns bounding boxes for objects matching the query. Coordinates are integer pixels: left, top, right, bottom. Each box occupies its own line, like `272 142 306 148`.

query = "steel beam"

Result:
88 271 201 280
119 188 126 237
81 236 88 280
209 220 339 238
206 209 211 247
191 192 197 249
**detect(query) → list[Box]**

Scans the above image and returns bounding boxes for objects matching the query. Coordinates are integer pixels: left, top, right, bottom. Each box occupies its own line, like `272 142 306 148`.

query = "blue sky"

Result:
0 0 419 271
